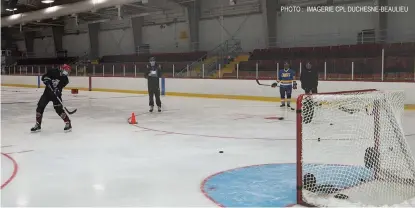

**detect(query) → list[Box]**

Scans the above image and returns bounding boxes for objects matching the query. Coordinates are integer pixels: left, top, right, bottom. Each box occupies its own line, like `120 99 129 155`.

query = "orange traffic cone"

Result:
129 112 137 124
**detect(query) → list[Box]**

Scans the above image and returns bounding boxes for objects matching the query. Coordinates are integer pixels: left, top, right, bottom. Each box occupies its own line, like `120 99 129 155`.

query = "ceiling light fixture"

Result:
5 8 18 11
41 0 55 3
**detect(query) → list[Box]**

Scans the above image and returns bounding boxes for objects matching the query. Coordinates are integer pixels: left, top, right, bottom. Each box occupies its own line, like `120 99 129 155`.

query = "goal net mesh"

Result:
298 90 415 207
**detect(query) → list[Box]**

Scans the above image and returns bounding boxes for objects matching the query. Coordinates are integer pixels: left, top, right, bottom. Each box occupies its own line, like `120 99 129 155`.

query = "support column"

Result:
131 16 144 53
88 23 100 59
24 31 36 54
265 0 278 47
52 26 64 52
184 0 200 51
378 0 388 43
2 28 15 50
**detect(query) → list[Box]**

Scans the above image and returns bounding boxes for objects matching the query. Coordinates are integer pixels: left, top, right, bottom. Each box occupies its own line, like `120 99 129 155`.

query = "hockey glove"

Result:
293 81 297 89
43 77 52 86
271 82 279 88
53 87 62 97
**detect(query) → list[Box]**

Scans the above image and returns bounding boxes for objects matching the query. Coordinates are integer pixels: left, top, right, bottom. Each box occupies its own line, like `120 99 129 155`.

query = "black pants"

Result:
303 87 318 94
148 86 161 107
36 91 68 124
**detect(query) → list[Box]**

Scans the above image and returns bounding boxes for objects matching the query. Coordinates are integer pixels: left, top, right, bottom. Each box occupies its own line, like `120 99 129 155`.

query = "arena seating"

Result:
12 51 207 77
234 43 415 81
100 51 207 63
16 57 78 65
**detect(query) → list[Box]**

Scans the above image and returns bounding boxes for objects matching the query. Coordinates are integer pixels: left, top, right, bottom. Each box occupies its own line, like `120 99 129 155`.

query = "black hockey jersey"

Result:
42 68 69 92
145 65 162 89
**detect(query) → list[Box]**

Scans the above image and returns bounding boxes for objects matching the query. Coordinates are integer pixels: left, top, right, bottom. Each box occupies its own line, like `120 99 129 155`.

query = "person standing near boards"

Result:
300 62 319 94
300 62 319 124
145 57 162 112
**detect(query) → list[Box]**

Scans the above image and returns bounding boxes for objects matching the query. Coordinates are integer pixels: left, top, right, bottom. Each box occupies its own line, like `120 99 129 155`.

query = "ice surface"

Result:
1 86 415 207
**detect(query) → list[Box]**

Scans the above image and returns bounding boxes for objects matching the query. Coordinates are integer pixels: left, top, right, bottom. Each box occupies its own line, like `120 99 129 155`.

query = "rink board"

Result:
1 75 415 109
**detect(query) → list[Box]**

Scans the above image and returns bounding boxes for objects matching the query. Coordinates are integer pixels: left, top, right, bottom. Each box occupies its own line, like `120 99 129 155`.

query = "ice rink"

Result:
1 86 415 207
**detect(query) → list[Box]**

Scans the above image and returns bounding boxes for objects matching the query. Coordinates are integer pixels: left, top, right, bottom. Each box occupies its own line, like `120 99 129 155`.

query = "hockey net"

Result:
296 89 415 207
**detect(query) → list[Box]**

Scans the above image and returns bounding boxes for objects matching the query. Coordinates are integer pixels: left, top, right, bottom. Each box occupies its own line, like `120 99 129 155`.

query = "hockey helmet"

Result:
61 64 71 75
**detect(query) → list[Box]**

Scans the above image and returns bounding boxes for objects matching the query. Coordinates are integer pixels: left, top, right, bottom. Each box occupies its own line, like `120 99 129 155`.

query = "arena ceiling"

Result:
1 0 372 31
1 0 185 31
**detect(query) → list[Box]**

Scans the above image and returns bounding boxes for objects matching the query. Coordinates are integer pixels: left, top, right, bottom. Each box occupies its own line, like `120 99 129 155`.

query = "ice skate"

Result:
149 106 154 112
158 106 161 112
287 104 295 111
64 122 72 132
30 123 41 133
280 104 286 107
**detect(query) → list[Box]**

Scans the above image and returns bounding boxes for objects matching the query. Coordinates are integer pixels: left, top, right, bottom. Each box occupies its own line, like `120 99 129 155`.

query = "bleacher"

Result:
230 43 415 81
98 51 207 77
9 51 208 77
17 57 78 65
5 43 414 82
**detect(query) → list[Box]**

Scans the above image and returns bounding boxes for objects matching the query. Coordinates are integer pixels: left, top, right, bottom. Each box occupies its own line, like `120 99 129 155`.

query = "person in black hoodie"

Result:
300 62 319 124
145 57 162 112
300 62 319 94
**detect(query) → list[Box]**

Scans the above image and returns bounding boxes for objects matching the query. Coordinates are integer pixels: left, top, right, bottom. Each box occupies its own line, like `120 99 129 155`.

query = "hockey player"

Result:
300 62 318 94
272 62 297 109
31 64 72 132
145 57 162 112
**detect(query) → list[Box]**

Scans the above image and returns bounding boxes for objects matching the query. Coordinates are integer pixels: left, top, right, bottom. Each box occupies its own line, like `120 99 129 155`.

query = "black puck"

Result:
318 138 321 142
334 193 348 199
219 151 224 153
330 123 333 125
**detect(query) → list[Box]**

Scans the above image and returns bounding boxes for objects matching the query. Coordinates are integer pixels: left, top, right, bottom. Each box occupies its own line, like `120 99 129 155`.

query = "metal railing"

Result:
226 60 415 82
2 59 414 82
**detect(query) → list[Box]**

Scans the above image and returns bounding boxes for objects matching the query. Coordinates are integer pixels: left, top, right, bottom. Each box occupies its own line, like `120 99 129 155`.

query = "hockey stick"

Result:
255 79 272 86
47 85 77 115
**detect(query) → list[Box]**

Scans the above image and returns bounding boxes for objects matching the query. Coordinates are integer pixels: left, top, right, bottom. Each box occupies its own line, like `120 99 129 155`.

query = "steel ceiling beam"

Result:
1 0 143 27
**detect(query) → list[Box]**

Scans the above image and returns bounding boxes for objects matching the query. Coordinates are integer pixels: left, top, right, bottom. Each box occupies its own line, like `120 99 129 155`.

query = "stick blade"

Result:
67 108 77 115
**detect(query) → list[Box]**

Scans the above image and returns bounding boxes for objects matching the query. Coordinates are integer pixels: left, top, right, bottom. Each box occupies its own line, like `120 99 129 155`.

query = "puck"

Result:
219 151 224 153
318 138 321 142
330 123 333 125
278 117 284 120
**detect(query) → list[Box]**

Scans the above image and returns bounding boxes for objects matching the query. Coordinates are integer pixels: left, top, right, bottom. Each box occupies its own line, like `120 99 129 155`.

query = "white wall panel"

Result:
98 28 135 56
201 0 260 10
142 22 190 53
16 40 26 51
387 0 415 42
63 33 90 57
277 2 377 47
33 37 56 58
199 14 265 51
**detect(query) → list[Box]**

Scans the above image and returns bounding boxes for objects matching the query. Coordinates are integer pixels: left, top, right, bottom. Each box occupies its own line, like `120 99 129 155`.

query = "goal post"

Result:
296 89 415 207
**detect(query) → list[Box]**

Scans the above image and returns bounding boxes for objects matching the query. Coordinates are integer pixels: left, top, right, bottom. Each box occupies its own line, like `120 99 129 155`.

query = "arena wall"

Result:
142 22 191 53
199 14 266 51
62 33 90 57
99 29 136 56
277 1 377 47
1 75 414 109
387 0 415 42
14 0 415 57
33 37 56 58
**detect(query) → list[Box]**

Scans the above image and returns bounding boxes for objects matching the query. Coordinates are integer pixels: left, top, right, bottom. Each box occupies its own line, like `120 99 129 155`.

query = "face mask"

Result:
150 61 155 66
